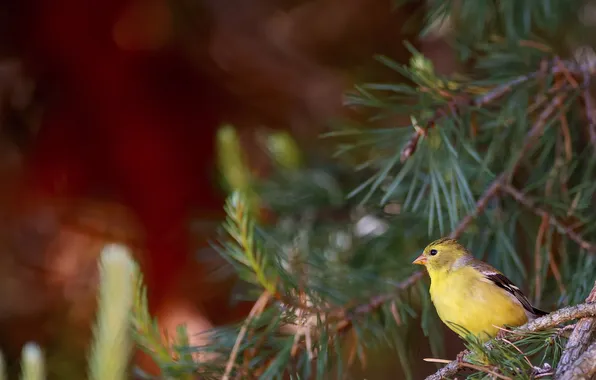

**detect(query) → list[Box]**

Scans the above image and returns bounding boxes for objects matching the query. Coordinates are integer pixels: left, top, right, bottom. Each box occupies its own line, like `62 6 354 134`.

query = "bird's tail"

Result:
532 307 548 317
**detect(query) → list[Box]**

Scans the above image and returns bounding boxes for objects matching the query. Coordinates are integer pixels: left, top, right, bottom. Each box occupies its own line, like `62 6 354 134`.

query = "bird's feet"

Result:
456 350 467 363
495 328 509 340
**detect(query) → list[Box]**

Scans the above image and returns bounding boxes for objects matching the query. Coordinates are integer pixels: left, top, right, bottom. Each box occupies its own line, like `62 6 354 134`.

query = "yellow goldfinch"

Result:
413 238 547 341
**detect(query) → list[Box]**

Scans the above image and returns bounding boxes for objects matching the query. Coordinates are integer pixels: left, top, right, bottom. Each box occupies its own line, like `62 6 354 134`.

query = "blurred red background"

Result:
0 0 463 377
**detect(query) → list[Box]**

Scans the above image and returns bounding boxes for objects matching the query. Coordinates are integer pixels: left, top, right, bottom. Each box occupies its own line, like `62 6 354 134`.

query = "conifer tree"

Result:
133 1 596 378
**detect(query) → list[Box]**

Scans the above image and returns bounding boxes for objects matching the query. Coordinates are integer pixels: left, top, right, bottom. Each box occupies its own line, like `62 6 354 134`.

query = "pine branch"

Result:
555 281 596 377
424 302 596 380
354 90 572 315
251 81 584 378
221 192 277 293
214 194 356 378
348 124 564 326
400 58 593 162
131 276 176 366
131 271 196 378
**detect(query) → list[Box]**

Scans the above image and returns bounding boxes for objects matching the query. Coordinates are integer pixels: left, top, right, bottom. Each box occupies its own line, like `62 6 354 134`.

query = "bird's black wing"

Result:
484 272 548 317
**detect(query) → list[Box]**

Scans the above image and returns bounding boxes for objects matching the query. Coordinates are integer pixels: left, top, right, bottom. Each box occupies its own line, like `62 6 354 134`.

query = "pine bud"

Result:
88 244 137 380
20 343 44 380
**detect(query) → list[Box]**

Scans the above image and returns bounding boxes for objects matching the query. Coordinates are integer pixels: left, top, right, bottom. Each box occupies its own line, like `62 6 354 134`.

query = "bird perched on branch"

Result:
413 238 548 342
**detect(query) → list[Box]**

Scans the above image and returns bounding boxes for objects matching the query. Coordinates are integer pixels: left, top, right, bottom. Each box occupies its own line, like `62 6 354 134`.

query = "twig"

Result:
533 215 549 304
582 71 596 149
222 291 271 380
536 372 555 378
559 113 573 162
424 302 596 380
555 281 596 378
557 323 578 338
390 300 402 326
555 57 579 88
501 184 596 253
460 363 512 380
501 338 533 367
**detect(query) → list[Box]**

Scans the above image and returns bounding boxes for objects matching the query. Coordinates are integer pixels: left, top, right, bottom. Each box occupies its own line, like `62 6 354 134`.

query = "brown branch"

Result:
424 303 596 380
555 281 596 378
501 184 596 253
518 303 596 333
556 341 596 380
348 271 425 317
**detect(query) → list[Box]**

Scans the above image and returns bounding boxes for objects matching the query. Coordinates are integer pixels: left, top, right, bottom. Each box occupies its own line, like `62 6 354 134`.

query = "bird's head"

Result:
412 238 470 272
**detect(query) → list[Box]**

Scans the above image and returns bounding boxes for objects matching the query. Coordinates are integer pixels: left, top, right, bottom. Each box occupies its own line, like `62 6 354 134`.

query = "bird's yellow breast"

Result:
429 266 528 341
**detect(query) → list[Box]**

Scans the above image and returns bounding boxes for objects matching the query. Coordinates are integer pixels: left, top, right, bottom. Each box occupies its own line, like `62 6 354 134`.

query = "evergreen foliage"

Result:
132 0 596 379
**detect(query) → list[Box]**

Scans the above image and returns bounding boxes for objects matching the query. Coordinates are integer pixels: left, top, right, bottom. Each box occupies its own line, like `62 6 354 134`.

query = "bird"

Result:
412 237 548 342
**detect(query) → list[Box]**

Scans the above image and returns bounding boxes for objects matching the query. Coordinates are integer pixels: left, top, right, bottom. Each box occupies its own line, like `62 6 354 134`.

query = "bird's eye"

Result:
430 249 438 256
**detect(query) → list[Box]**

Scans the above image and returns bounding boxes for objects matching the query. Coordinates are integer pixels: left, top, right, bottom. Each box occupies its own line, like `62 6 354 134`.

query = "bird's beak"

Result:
412 254 427 265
